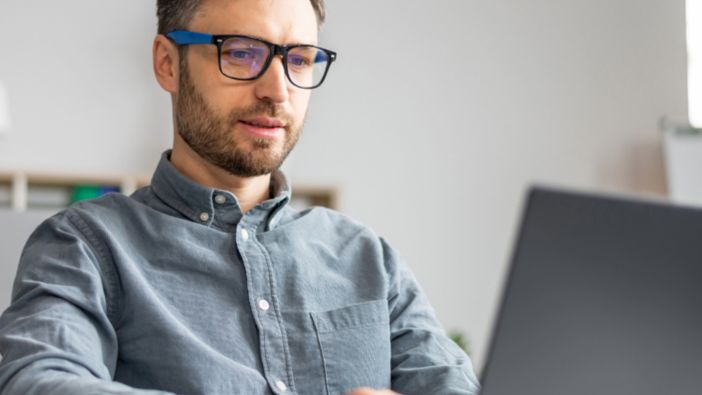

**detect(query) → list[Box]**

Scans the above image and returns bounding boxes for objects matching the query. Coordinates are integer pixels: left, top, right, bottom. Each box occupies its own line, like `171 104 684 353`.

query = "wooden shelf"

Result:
0 171 151 212
291 186 338 210
0 171 337 212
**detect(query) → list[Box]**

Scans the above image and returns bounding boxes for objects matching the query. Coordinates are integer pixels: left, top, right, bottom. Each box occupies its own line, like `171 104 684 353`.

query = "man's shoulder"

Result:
296 205 364 226
17 193 143 265
276 205 389 250
47 191 147 233
282 205 373 234
66 191 142 216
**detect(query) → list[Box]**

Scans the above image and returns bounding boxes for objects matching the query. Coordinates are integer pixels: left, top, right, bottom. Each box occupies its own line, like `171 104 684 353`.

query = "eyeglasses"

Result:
166 30 337 90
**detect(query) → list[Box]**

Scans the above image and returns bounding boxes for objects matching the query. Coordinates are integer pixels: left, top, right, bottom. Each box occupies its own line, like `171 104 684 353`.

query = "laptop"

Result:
480 187 702 395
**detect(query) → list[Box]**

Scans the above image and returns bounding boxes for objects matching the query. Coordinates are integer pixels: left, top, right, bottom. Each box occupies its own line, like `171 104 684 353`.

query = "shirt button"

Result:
275 380 287 392
199 212 210 222
258 299 270 311
214 194 227 204
241 228 250 241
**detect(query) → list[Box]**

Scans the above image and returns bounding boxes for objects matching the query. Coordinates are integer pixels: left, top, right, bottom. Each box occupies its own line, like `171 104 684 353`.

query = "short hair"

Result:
157 0 326 35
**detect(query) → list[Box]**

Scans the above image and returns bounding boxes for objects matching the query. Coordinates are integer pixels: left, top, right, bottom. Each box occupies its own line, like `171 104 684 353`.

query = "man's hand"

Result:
345 388 401 395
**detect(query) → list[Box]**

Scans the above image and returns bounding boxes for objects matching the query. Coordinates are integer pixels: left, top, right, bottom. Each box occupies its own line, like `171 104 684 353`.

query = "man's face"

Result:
174 0 318 177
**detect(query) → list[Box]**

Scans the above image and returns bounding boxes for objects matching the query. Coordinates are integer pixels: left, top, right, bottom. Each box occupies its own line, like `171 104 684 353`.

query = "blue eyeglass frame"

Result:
166 30 337 89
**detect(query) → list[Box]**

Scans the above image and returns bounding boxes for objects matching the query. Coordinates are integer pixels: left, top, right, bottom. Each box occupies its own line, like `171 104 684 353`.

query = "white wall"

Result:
0 0 688 371
0 1 171 174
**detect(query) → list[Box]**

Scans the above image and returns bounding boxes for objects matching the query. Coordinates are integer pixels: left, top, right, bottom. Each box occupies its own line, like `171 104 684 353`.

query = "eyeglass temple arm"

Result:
166 30 214 45
167 30 337 65
315 51 337 64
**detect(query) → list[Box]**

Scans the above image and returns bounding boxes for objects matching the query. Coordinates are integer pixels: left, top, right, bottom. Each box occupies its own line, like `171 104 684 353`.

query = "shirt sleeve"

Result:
0 211 174 395
381 238 481 395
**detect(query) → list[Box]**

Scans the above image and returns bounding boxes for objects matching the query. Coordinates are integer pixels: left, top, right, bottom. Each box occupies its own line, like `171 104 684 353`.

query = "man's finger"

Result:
345 388 401 395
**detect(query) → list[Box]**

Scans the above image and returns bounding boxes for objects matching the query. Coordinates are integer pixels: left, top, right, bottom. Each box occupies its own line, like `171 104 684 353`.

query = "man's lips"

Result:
240 116 286 128
237 116 287 139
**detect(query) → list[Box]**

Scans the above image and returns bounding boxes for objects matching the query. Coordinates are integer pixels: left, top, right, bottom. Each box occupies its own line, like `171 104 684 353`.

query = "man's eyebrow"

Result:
287 40 320 46
216 31 318 46
251 37 319 47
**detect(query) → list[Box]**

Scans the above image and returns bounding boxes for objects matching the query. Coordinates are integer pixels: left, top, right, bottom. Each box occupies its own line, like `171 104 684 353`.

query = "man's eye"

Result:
227 50 254 60
288 55 312 67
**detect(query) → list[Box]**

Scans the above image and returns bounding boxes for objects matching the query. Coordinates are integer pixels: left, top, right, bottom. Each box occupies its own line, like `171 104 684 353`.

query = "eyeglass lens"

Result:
220 37 330 88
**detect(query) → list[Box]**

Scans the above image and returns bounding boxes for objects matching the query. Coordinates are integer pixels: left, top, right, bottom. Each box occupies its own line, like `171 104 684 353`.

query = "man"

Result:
0 0 480 394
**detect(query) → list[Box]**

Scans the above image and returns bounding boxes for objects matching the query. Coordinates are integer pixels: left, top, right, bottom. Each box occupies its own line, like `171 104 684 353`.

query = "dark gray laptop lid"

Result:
480 187 702 395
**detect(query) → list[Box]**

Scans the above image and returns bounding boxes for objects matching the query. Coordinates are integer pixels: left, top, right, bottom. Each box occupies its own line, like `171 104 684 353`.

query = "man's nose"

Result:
254 56 290 104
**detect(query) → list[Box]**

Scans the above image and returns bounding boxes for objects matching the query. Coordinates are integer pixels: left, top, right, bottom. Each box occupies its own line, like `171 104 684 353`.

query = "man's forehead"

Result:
190 0 319 44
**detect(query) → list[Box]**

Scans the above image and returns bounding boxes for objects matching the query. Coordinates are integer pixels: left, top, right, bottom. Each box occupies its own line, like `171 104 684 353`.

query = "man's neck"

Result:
170 140 271 214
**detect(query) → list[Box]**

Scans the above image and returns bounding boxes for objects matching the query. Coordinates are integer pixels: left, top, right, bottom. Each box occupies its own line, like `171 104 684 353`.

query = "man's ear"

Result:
153 35 180 93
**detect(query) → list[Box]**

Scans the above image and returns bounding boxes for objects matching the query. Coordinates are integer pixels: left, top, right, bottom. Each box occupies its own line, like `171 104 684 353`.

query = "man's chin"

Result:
229 150 287 176
251 138 275 149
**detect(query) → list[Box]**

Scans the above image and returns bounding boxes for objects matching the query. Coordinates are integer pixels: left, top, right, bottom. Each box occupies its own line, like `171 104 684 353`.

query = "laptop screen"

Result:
480 187 702 395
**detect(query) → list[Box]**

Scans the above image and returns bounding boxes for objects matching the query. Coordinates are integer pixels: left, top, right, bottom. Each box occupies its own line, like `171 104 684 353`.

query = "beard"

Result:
174 59 302 178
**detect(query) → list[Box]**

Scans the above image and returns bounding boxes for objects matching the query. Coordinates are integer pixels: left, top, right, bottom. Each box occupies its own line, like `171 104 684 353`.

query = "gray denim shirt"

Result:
0 151 480 395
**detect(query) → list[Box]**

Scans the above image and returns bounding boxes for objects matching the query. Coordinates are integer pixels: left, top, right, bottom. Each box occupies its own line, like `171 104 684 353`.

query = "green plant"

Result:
448 330 471 356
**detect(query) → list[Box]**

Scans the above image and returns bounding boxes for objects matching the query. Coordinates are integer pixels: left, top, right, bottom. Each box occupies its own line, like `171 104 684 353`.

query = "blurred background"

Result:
0 0 699 372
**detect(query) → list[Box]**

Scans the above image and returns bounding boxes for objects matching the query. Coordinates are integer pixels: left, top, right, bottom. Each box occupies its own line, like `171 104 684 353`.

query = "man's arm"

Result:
381 238 481 395
0 212 172 395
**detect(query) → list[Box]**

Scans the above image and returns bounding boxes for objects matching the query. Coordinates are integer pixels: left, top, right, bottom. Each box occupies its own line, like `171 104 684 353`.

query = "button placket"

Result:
238 221 294 395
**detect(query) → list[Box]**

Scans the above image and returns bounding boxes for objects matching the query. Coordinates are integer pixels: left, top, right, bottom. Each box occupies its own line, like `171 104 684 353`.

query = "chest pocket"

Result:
310 299 391 395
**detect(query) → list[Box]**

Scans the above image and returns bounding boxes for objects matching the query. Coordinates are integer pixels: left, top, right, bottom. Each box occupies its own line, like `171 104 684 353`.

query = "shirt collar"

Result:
150 150 291 228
